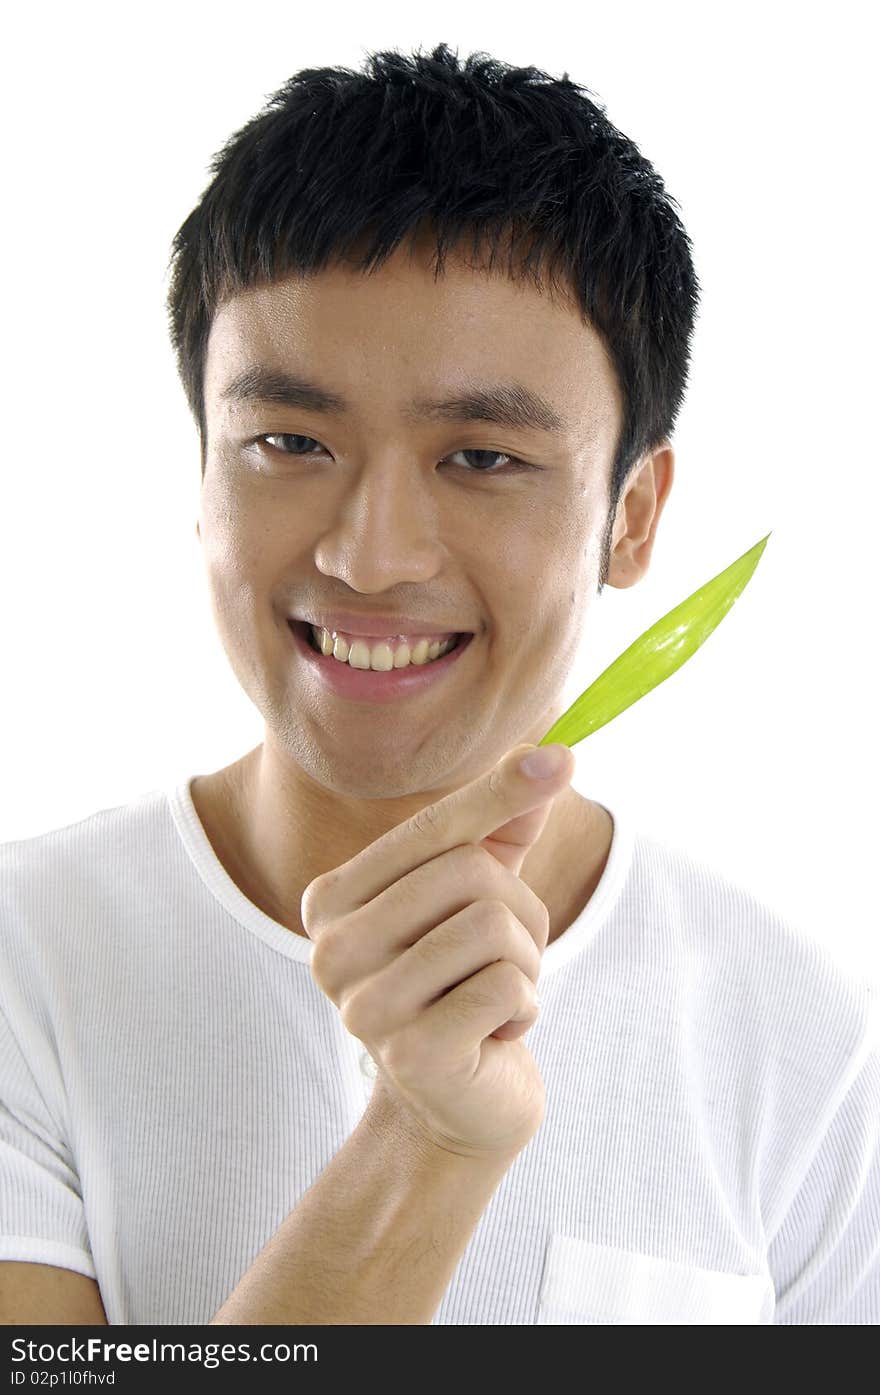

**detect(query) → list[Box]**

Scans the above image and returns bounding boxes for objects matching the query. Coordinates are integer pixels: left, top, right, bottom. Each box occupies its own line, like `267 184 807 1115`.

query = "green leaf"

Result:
538 531 772 748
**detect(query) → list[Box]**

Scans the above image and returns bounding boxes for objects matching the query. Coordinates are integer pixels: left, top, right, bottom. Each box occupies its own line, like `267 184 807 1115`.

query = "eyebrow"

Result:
220 366 569 435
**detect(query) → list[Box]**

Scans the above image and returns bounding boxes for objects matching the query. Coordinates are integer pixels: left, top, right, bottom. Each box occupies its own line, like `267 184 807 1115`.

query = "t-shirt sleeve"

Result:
0 1000 96 1278
767 1025 880 1324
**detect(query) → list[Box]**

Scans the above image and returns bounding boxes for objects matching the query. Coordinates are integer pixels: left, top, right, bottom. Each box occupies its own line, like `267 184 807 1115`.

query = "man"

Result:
1 44 877 1326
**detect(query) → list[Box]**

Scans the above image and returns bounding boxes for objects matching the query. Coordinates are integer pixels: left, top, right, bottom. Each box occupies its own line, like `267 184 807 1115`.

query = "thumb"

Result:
479 742 574 876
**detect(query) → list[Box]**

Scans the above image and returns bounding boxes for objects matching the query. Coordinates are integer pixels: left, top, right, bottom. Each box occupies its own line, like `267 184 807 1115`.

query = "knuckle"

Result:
478 897 515 945
479 900 541 980
499 909 546 976
339 983 377 1042
492 957 527 998
423 897 508 962
300 872 332 924
410 800 448 838
383 1035 406 1079
453 842 500 884
482 895 513 926
385 1027 425 1085
463 958 517 1010
309 924 343 996
487 763 506 801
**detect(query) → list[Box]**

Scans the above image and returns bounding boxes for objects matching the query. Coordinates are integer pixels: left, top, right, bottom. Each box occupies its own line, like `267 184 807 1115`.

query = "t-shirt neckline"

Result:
166 774 634 974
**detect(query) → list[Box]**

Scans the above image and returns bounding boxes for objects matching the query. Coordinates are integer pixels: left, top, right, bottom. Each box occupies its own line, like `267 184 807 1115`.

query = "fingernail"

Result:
519 744 568 779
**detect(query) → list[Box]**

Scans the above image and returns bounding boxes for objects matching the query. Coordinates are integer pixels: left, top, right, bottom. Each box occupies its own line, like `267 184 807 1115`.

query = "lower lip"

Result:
287 620 475 704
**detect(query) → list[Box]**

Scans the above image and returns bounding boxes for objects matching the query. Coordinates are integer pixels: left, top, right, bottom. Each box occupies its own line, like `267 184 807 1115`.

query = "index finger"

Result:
303 741 573 923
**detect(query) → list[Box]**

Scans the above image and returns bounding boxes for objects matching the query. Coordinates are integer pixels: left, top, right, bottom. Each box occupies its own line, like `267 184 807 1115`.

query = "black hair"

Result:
166 41 700 589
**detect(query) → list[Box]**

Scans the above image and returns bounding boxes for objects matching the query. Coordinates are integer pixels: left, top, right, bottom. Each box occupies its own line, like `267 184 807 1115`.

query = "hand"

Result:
302 742 574 1161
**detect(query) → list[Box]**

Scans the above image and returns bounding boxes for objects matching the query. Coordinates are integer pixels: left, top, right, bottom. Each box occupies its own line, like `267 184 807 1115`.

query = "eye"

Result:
441 448 532 474
255 435 533 474
258 433 326 457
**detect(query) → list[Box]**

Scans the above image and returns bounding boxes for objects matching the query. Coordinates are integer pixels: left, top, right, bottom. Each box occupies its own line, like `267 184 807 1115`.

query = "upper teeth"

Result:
310 626 458 670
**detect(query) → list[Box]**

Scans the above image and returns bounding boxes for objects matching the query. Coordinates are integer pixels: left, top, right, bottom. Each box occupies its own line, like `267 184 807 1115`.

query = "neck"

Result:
191 739 612 946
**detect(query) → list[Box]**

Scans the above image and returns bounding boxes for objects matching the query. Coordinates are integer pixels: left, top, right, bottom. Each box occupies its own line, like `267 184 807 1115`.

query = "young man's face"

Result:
198 232 668 800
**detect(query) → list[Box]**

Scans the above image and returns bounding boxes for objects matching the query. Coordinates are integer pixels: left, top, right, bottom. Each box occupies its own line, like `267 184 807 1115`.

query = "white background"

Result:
1 2 877 984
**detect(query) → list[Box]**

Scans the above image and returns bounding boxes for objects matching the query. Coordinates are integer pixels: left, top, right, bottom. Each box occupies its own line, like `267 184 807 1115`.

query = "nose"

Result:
312 457 446 592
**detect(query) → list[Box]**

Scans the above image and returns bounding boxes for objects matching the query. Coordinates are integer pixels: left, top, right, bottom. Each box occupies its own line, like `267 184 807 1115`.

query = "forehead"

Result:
204 239 621 434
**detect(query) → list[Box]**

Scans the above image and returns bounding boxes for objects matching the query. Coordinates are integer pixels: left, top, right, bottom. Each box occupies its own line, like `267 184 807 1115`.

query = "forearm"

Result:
209 1088 519 1325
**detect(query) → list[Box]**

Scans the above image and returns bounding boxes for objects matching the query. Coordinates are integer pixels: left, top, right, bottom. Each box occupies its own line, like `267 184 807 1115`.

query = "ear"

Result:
606 445 675 590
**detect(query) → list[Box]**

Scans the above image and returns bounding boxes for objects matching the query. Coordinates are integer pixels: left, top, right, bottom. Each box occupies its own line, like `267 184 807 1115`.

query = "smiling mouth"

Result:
295 618 467 661
304 630 468 655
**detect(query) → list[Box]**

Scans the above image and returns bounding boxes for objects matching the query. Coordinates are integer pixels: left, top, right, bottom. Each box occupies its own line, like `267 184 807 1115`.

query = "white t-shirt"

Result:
1 775 877 1325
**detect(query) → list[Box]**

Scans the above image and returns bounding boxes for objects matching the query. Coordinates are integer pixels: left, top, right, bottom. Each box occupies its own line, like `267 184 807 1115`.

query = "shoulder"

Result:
0 786 171 970
628 824 875 1073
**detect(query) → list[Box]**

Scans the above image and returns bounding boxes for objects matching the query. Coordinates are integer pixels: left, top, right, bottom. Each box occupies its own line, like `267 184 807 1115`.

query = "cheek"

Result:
201 507 271 580
204 539 247 596
202 542 266 636
526 594 586 678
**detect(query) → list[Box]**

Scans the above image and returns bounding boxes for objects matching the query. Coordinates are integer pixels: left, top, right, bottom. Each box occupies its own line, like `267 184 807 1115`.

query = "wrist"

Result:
362 1076 529 1171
